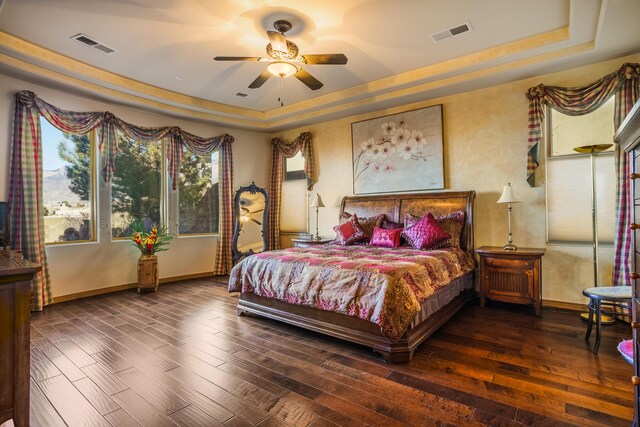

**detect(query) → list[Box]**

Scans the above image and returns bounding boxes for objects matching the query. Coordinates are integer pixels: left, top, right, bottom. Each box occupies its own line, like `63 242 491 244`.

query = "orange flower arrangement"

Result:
130 225 172 255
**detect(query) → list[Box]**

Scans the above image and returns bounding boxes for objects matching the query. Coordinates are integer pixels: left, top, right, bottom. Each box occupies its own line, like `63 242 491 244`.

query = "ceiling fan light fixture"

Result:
267 61 297 78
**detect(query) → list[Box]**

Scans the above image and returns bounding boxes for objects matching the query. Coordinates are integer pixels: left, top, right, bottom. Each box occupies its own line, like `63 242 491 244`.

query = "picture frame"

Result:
351 104 444 194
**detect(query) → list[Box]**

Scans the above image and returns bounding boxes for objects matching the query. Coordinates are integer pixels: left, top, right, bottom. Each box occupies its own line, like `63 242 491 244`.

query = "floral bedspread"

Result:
228 245 476 342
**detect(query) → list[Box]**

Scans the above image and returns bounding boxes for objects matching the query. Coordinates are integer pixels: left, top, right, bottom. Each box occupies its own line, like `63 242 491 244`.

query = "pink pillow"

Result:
404 211 465 248
370 226 402 248
333 214 366 245
402 213 451 250
618 339 633 365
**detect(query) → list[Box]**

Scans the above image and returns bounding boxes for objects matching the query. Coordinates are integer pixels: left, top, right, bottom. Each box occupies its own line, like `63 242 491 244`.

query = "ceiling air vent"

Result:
71 33 115 54
431 23 472 42
235 92 248 97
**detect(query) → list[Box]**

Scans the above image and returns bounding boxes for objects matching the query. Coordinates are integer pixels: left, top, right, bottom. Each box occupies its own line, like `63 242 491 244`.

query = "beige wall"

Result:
273 53 640 305
0 72 271 299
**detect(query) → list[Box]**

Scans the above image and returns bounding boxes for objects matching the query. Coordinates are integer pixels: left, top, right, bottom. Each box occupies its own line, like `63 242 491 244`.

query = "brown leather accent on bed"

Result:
340 191 475 252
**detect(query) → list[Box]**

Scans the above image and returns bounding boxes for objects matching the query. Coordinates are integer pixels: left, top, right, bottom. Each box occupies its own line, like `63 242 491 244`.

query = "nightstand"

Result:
476 246 545 316
292 237 333 248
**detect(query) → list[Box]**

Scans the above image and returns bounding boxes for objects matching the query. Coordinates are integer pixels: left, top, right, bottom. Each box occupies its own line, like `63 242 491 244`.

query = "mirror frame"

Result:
232 182 270 262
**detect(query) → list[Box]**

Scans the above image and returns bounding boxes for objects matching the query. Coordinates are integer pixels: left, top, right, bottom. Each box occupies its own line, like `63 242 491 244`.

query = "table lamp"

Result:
497 183 521 251
310 193 325 241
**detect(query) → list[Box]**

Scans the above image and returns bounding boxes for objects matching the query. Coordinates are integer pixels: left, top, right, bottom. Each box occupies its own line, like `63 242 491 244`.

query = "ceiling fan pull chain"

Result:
279 77 284 107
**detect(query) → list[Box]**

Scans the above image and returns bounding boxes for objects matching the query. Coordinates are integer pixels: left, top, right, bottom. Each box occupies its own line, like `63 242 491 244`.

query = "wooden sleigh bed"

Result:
231 191 476 363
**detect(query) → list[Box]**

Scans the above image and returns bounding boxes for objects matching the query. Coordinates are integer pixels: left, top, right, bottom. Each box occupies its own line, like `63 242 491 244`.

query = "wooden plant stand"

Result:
137 254 158 293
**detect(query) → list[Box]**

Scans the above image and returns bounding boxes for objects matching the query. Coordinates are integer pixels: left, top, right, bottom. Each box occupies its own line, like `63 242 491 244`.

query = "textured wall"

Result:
274 53 640 304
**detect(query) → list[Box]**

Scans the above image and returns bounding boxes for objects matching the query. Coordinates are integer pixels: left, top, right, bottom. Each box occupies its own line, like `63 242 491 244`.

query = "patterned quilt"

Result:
228 245 476 342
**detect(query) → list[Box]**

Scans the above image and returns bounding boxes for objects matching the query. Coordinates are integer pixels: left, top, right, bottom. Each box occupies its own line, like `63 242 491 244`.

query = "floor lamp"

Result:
573 143 614 324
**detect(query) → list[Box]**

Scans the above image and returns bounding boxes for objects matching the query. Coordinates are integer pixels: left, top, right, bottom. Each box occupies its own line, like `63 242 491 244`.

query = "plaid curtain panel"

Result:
525 63 640 287
268 132 314 250
10 92 53 310
212 135 234 275
11 91 237 305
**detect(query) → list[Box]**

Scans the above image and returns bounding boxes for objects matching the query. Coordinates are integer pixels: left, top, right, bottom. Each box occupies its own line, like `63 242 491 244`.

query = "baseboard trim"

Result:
52 271 218 304
542 299 584 312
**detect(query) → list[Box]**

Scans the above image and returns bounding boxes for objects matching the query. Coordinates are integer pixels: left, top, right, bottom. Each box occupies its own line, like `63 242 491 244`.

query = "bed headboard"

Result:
340 191 476 252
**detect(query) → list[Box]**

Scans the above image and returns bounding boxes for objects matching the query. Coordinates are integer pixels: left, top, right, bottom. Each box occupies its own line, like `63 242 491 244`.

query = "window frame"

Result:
544 104 616 245
284 152 307 181
42 123 98 246
110 136 167 241
177 150 219 238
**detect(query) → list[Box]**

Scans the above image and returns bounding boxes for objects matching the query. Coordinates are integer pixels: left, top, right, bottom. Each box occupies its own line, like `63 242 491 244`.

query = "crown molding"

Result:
0 26 593 132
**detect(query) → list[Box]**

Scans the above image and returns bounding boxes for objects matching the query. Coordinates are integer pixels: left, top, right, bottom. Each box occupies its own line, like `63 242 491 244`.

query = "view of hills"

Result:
43 168 80 203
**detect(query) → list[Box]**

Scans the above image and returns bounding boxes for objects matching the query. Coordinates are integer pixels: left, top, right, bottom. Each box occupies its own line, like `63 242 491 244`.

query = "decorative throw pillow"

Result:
333 214 366 245
404 211 465 248
370 226 402 248
340 212 384 241
402 213 451 250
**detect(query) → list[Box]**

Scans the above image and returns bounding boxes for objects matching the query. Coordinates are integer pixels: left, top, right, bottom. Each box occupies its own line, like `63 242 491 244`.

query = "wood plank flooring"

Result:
29 277 634 426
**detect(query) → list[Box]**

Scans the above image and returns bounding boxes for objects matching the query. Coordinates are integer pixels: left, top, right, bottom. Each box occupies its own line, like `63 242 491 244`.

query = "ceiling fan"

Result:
239 199 263 228
213 20 348 91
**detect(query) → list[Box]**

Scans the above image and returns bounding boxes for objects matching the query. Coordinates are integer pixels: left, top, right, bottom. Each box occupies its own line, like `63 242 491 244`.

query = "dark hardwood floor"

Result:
29 277 634 426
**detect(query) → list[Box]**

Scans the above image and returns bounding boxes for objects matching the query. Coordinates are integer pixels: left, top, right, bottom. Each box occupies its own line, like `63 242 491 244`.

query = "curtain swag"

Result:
10 91 235 309
525 63 640 287
268 132 315 250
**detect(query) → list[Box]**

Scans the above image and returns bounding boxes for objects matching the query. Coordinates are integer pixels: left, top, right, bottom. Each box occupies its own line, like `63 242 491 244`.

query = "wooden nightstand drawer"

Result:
476 246 545 316
485 257 532 269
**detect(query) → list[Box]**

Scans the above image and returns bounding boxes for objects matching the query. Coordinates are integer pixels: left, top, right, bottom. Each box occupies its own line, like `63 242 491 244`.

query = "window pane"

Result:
111 136 162 238
549 97 615 156
179 151 219 234
41 117 94 244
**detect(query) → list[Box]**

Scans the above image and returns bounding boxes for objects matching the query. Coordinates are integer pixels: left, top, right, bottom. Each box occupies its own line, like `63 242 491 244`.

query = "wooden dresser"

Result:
0 254 40 427
617 98 640 426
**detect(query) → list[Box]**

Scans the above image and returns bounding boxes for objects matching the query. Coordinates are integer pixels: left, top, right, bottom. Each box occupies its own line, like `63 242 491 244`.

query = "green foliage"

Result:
179 152 219 234
57 133 91 200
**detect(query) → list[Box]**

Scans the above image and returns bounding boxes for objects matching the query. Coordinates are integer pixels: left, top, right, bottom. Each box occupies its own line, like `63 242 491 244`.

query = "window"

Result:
284 151 306 180
179 151 219 235
548 97 615 157
41 117 95 244
546 99 615 243
111 136 163 238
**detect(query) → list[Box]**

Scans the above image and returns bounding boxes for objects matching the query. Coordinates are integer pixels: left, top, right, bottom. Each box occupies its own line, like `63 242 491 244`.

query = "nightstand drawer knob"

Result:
631 173 640 180
632 322 640 329
631 223 640 230
631 273 640 280
633 376 640 386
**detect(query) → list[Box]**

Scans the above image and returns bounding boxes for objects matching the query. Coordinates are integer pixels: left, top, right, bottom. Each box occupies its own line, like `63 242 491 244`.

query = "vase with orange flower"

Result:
130 222 172 293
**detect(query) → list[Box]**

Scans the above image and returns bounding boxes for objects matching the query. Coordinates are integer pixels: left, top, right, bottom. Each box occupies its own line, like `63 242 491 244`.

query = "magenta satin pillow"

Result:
370 226 402 248
402 213 451 250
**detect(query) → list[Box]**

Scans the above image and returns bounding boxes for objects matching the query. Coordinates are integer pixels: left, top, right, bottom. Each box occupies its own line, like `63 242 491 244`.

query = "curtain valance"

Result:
16 90 234 190
525 63 640 186
268 132 315 250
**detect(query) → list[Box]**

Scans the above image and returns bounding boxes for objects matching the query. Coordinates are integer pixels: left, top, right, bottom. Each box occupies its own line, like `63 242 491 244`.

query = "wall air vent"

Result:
431 23 472 42
71 33 115 54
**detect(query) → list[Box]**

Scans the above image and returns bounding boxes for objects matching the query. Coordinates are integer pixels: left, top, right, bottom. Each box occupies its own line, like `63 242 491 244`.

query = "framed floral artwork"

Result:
351 104 444 194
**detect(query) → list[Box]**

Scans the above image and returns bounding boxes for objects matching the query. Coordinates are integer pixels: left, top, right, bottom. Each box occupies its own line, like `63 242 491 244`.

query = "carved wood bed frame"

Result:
237 190 476 363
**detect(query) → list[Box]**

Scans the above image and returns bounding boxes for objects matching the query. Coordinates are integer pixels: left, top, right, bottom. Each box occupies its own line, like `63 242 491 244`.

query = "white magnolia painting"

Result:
351 105 444 194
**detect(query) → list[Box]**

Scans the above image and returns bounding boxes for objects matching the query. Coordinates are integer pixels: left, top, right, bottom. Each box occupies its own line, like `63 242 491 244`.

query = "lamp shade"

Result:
310 193 325 208
497 183 521 204
266 61 297 77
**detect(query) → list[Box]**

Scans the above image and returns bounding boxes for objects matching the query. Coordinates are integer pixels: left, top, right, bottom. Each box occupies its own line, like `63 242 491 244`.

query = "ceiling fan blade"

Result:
250 218 262 225
302 54 348 65
267 31 288 53
249 70 272 89
213 56 263 61
294 68 323 90
249 209 264 214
